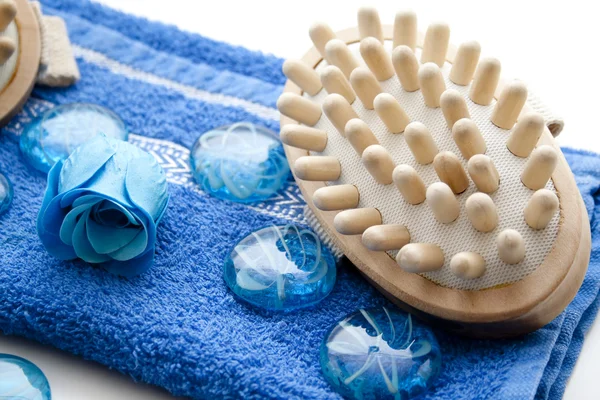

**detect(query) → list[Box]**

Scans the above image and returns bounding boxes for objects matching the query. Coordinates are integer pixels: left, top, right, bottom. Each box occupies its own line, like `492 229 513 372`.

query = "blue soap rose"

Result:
37 136 169 277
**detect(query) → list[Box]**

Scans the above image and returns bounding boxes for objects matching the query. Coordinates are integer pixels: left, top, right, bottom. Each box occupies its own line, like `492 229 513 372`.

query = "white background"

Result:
1 0 599 398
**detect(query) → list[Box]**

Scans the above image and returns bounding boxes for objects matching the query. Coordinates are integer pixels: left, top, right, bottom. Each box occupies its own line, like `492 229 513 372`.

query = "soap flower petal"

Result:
37 135 169 277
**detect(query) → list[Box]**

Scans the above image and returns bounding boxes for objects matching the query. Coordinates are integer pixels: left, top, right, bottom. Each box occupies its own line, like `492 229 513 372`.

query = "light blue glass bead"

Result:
190 123 290 203
0 172 12 216
0 354 51 400
20 103 128 173
223 225 336 311
320 307 442 400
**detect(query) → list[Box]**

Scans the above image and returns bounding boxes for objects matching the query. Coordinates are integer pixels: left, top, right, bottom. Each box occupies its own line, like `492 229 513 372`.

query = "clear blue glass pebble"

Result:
320 307 442 400
0 354 51 400
20 103 128 173
190 122 290 203
223 225 336 311
0 172 13 216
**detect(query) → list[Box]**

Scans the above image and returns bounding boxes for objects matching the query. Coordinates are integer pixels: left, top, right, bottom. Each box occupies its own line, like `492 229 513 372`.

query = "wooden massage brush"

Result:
277 7 591 337
0 0 41 127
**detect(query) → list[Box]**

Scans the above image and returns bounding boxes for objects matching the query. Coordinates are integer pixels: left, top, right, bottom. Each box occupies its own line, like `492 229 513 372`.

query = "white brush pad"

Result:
304 41 559 291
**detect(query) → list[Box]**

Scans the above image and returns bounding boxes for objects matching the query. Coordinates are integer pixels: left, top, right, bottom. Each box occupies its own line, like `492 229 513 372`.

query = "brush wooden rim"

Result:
281 25 590 330
0 0 41 127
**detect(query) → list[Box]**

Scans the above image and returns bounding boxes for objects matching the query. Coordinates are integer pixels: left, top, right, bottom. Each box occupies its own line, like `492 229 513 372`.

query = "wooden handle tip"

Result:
426 182 460 223
0 0 16 33
334 208 382 235
362 144 395 185
450 252 486 279
497 229 525 264
397 243 444 273
524 189 559 230
322 93 358 136
362 224 410 252
313 184 359 211
465 192 498 232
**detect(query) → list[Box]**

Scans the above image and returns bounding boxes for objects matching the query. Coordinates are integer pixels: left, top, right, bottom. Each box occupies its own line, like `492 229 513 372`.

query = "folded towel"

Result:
0 1 597 398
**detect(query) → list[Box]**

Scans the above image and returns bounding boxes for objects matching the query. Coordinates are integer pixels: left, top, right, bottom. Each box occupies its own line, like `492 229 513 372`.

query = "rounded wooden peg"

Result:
322 93 358 137
393 10 417 50
345 118 379 156
497 229 525 264
360 37 395 81
277 93 322 126
524 189 559 230
467 154 500 194
421 22 450 67
451 252 486 279
334 208 382 235
362 224 410 252
282 59 323 96
280 125 328 152
393 165 426 205
507 112 545 157
392 45 420 92
521 145 558 190
320 65 356 104
362 144 395 185
418 63 446 108
374 93 410 134
357 6 384 43
294 156 341 181
396 243 445 273
325 39 360 79
469 57 501 106
0 36 15 65
309 22 336 59
452 118 486 160
313 184 359 211
433 151 470 194
0 0 16 32
491 80 528 129
450 41 481 85
440 89 470 129
405 122 438 164
426 182 460 224
466 193 498 232
350 67 382 110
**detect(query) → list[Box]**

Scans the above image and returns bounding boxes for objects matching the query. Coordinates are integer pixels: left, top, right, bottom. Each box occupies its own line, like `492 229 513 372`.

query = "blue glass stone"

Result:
20 103 128 173
223 225 336 311
190 122 290 203
0 172 13 216
320 307 442 400
0 354 51 400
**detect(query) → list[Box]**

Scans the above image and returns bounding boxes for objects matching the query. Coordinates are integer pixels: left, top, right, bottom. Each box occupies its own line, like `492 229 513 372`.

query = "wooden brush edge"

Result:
281 25 591 337
0 0 41 127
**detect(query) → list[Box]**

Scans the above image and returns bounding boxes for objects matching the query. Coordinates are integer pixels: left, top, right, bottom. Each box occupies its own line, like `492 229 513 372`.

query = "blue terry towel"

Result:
0 1 598 398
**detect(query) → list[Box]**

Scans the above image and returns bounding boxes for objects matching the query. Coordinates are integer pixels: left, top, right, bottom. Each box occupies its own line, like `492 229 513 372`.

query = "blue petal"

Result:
68 195 140 227
155 199 169 224
101 248 155 277
37 161 77 260
58 139 149 209
95 200 140 226
107 222 149 261
72 195 105 208
87 218 141 254
60 203 95 245
58 135 117 194
125 154 169 221
71 210 111 263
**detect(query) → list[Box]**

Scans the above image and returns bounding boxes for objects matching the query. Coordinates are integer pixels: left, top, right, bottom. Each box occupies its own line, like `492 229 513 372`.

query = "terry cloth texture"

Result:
0 1 596 398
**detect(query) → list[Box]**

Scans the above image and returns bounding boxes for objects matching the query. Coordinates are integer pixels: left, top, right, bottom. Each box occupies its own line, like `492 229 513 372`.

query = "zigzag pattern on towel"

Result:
5 97 307 225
